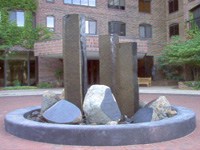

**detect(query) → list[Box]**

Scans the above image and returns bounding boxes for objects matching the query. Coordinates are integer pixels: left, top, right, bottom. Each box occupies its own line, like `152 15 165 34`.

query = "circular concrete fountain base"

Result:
5 105 196 146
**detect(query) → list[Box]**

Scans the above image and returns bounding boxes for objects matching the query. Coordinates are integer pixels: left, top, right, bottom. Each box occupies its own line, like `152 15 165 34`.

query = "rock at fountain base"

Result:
43 100 82 124
130 108 156 123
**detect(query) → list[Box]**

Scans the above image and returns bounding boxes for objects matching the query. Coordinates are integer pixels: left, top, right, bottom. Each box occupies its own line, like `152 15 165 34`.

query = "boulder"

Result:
139 100 146 108
43 100 82 124
130 108 154 123
106 121 118 125
40 91 61 114
145 96 171 120
83 85 121 124
60 89 65 100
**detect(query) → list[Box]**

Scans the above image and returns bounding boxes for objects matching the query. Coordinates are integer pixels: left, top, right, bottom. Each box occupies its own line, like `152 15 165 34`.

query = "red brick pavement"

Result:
0 94 199 150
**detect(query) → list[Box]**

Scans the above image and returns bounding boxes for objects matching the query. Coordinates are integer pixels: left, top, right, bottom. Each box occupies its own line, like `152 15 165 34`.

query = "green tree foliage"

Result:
158 32 200 81
0 0 53 51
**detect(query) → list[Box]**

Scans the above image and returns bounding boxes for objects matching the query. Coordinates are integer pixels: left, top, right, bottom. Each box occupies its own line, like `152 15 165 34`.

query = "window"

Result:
109 21 126 36
64 0 96 7
8 11 25 27
47 16 55 31
169 23 179 37
108 0 125 10
139 24 152 38
169 0 178 14
85 20 97 35
46 0 54 2
139 0 151 13
191 6 200 29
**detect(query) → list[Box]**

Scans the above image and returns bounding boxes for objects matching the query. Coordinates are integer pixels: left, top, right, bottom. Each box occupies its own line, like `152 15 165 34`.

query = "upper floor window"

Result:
47 16 55 31
64 0 96 7
86 20 97 35
109 21 126 36
108 0 125 10
191 6 200 29
8 11 25 27
46 0 54 2
169 23 179 37
139 24 152 38
169 0 178 14
139 0 151 13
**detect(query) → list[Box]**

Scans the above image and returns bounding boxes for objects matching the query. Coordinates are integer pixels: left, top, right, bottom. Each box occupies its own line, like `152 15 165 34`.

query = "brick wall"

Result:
38 57 63 83
35 0 200 82
34 36 148 57
36 0 167 57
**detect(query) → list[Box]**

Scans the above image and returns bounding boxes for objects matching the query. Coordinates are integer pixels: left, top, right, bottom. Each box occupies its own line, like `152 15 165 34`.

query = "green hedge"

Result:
4 86 38 90
184 81 200 90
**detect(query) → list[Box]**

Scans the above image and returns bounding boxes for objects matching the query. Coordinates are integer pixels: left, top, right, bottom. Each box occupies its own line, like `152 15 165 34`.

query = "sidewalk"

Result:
0 86 199 97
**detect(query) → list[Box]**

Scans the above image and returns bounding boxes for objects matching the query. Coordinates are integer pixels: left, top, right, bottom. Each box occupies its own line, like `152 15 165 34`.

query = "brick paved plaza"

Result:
0 94 199 150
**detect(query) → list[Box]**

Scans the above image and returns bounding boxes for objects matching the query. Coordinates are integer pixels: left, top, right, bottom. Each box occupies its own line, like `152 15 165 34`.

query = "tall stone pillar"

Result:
99 34 119 98
62 14 88 111
116 42 139 117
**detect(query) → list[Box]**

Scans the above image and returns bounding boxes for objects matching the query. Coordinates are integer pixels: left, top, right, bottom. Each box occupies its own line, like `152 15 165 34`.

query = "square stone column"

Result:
99 34 119 98
62 14 88 111
116 42 139 117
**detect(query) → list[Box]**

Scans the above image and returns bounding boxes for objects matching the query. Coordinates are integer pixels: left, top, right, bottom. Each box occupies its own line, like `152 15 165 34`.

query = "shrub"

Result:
184 81 200 90
4 86 38 90
13 80 21 86
37 82 54 88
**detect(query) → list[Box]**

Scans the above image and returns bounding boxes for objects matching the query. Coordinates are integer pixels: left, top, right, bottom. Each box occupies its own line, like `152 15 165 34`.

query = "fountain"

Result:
4 14 196 146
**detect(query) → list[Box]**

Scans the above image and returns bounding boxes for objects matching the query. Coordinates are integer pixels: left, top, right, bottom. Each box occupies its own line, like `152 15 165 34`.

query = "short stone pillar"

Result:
99 34 119 98
62 14 88 111
116 42 139 117
99 36 139 117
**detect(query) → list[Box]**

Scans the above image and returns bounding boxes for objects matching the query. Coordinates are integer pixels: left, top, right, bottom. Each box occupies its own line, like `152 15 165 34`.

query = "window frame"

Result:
108 0 125 10
139 23 152 38
168 0 178 14
85 20 97 35
8 11 25 27
169 23 179 38
108 21 126 36
46 16 55 32
139 0 151 13
63 0 97 7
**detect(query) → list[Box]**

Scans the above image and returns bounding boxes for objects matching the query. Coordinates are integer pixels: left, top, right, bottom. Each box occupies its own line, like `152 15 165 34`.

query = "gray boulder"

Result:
83 85 121 124
43 100 82 124
40 91 61 114
145 96 172 120
131 107 154 123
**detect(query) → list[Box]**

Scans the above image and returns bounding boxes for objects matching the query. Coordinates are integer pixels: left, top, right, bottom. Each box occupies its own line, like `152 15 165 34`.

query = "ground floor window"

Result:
0 51 37 87
169 23 179 38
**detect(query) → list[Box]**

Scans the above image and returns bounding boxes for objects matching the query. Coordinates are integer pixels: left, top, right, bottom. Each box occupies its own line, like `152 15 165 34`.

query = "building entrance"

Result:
87 60 99 86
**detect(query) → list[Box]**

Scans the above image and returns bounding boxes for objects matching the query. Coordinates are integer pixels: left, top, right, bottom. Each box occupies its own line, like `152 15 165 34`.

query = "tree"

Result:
0 0 53 56
158 31 200 81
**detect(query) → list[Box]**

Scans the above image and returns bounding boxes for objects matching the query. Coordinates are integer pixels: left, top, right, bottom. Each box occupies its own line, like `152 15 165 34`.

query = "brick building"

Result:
1 0 200 87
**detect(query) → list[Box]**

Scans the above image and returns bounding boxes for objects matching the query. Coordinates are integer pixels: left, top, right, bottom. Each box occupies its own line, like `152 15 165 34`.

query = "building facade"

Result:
1 0 200 87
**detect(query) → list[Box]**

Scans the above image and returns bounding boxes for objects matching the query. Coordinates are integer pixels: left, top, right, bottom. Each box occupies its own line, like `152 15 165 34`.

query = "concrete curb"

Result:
5 105 196 146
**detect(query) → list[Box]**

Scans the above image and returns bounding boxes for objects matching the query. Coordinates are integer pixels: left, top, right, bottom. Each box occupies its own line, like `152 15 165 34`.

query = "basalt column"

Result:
117 42 139 117
99 34 119 98
62 14 88 111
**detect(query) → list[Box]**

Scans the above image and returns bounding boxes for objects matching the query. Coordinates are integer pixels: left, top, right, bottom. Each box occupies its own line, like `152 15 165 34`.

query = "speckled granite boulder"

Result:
139 100 146 108
60 89 65 100
145 96 174 120
43 100 82 124
83 85 122 124
40 91 61 114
